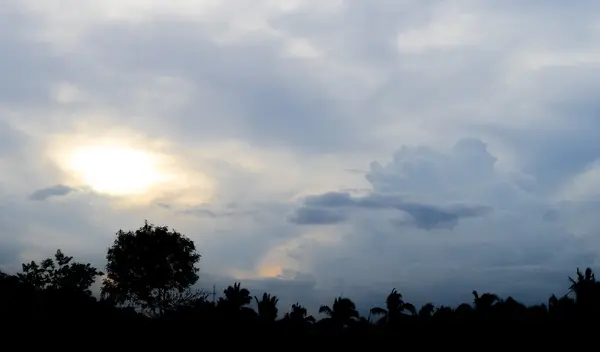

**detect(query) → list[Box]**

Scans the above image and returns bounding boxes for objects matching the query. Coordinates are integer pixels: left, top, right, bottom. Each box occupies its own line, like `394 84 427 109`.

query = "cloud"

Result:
293 191 491 230
288 206 346 225
291 138 501 230
273 137 598 306
29 184 78 201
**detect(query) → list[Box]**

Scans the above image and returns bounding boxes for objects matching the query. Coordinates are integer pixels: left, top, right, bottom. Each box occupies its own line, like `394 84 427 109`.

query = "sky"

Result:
2 0 600 314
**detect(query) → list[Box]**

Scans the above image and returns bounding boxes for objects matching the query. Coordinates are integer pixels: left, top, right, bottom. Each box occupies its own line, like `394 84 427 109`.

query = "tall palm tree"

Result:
285 303 315 324
319 297 359 328
370 289 416 324
472 290 499 317
218 282 253 318
568 267 599 307
254 292 279 322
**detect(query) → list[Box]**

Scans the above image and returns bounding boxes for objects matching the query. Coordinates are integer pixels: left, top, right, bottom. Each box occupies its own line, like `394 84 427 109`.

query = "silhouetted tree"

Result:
433 305 454 320
0 270 35 319
9 250 105 320
217 282 255 320
418 303 435 318
18 249 103 294
285 303 315 324
319 297 359 330
254 292 278 322
370 289 416 325
472 290 499 318
569 268 599 306
3 223 600 333
101 221 201 316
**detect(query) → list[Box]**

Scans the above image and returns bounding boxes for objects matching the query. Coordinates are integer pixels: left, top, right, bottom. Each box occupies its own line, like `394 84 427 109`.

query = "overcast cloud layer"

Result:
2 0 600 314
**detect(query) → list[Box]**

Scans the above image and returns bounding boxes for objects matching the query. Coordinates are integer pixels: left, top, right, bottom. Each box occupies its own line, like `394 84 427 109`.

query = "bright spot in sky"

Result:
66 146 168 196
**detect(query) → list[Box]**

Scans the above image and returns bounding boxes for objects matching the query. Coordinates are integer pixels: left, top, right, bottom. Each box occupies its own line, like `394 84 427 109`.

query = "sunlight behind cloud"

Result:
66 146 167 196
46 129 216 206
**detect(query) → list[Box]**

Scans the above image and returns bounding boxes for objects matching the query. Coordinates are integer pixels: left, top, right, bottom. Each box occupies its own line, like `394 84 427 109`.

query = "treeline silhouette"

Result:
0 221 597 334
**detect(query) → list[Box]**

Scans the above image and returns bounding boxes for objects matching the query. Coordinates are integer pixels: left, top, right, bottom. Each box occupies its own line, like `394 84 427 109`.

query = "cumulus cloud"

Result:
277 138 598 305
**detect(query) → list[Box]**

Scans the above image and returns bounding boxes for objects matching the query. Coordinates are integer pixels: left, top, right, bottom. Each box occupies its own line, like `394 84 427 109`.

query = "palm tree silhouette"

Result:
567 267 600 317
254 292 279 322
319 297 359 329
472 290 499 318
370 289 416 325
284 302 316 329
217 282 254 318
285 303 315 324
569 268 597 303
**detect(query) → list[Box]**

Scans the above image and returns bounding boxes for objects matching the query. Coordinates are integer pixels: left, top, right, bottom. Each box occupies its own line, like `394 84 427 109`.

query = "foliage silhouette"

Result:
370 288 416 325
284 303 315 325
1 220 600 334
319 297 359 332
255 292 279 322
19 249 103 294
101 220 201 316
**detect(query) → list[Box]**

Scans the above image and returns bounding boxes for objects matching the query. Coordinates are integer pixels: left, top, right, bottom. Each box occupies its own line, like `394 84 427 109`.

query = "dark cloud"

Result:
29 184 77 201
288 206 346 225
292 191 491 230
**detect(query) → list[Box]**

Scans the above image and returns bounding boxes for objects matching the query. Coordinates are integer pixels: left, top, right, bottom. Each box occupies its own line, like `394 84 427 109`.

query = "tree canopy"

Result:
101 220 201 315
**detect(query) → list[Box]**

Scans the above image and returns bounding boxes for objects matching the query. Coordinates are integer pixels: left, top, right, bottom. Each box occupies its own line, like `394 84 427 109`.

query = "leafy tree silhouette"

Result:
496 296 528 320
101 220 201 316
0 270 35 319
18 249 103 294
418 302 435 318
433 305 454 320
5 250 104 321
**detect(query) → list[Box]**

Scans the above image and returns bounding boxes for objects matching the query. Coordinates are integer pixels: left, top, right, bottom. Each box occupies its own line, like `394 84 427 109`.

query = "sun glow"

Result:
65 145 170 196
